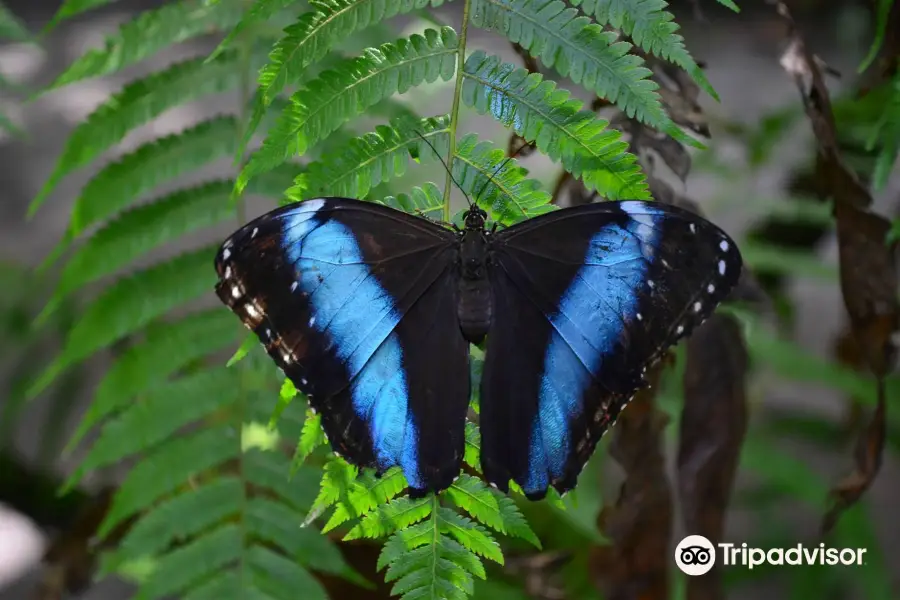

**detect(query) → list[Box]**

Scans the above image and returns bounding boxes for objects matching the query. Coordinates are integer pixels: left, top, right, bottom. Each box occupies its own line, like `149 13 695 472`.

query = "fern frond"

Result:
378 182 445 220
243 0 452 145
55 182 232 302
66 310 240 452
464 422 481 471
569 0 717 99
452 134 554 225
29 247 217 398
70 117 238 236
292 410 326 469
45 0 117 31
469 0 688 138
210 0 295 61
345 497 432 540
287 115 451 201
463 51 648 200
29 52 241 215
378 499 494 600
45 0 245 92
235 27 458 194
106 478 242 570
445 474 541 548
68 368 243 486
438 508 504 564
100 424 238 536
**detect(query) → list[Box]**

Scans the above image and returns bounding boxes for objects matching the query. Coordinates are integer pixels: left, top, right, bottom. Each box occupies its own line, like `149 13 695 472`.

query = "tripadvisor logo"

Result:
675 536 867 575
719 543 867 569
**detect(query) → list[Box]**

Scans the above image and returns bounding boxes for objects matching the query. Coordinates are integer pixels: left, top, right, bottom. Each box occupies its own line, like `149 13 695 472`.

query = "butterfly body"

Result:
215 197 742 499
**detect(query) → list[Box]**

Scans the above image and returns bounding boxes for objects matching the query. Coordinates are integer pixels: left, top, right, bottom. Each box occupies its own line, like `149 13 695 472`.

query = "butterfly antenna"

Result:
471 138 534 205
415 131 473 207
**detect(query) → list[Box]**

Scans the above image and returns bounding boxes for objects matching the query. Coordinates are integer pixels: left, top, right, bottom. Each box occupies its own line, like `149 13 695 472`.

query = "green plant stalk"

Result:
443 0 472 222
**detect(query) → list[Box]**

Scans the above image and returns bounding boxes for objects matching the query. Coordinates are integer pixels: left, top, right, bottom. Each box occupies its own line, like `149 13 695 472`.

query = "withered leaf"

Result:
590 363 671 600
679 314 749 600
772 0 899 533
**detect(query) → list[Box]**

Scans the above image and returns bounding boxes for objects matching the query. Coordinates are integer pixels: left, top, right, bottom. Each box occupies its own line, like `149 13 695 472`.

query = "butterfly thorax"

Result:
456 215 492 344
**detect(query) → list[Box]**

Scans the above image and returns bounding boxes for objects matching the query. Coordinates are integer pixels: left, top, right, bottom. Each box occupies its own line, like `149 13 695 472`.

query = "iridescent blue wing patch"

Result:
480 201 742 499
215 198 470 495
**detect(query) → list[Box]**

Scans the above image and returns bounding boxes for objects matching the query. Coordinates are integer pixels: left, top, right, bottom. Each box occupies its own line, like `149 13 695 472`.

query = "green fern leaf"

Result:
569 0 717 100
321 467 407 531
345 496 432 540
45 0 117 31
438 508 504 565
716 0 739 11
246 450 322 512
251 497 372 586
462 51 648 200
53 180 234 307
463 422 480 471
452 134 554 225
99 424 239 537
112 478 243 563
235 27 458 194
470 0 689 138
29 52 241 215
247 546 329 600
29 247 217 399
138 524 243 599
445 474 540 548
379 502 489 600
287 115 451 202
210 0 295 61
292 409 326 469
66 310 240 452
378 182 445 220
69 369 243 488
45 0 245 92
69 116 238 236
243 0 452 146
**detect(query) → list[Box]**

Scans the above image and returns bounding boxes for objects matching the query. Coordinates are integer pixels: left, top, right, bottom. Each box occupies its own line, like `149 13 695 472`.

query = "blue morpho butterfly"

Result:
214 153 742 500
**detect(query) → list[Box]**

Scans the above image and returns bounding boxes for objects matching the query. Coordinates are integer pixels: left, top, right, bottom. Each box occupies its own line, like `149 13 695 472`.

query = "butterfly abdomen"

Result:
457 275 492 343
456 230 492 343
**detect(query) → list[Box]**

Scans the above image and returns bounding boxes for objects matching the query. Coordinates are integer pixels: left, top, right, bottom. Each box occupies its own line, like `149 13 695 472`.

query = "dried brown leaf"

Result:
678 314 749 600
772 0 899 533
590 363 671 600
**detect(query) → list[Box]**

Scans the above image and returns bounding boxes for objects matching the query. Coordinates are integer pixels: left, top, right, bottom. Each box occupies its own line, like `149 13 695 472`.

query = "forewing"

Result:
214 198 469 494
480 200 742 498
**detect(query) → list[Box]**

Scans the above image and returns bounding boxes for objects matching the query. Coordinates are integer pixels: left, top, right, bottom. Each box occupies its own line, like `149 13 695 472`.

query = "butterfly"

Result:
214 196 742 499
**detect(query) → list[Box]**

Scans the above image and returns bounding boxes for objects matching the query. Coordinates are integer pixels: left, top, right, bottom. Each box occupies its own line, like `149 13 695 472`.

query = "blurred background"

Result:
1 0 898 598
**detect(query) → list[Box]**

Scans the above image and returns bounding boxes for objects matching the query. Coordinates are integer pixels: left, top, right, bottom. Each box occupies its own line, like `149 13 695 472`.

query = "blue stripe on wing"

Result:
282 202 422 488
523 206 660 495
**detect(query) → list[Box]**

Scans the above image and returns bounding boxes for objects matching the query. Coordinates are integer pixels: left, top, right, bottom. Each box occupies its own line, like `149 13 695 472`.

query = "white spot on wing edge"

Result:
251 227 259 238
676 324 685 335
707 283 715 294
222 248 231 260
693 301 702 312
718 260 726 276
720 239 729 252
290 281 298 292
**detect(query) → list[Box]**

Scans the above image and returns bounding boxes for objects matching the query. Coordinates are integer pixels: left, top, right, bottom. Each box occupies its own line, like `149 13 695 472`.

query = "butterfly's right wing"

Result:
481 201 742 498
215 198 471 495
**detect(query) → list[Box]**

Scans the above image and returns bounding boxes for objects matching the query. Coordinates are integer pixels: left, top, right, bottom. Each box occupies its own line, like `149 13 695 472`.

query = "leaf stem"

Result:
443 0 472 222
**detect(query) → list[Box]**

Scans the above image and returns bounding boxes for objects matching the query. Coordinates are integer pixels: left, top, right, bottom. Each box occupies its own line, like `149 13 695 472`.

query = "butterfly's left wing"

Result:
480 200 742 499
214 198 471 496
